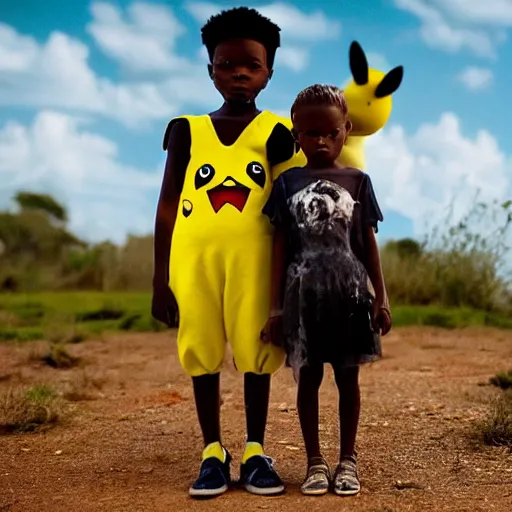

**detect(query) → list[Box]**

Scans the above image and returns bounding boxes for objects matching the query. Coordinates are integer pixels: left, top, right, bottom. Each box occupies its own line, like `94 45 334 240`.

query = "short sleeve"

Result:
262 174 289 228
359 174 384 232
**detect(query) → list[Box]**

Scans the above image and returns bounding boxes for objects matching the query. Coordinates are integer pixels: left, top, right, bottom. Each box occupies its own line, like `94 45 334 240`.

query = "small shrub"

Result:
42 343 80 369
43 314 86 345
63 370 105 402
490 370 512 390
476 390 512 449
0 384 65 434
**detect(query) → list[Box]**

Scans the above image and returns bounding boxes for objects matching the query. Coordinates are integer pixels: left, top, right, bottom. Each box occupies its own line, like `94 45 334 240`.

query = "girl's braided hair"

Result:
291 84 349 120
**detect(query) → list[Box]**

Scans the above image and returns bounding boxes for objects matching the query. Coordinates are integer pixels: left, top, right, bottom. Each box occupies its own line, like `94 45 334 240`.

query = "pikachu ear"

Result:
349 41 368 86
375 65 404 98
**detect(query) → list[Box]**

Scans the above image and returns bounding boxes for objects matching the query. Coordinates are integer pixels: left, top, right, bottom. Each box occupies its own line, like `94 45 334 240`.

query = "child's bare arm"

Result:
362 226 391 334
362 226 388 307
152 120 190 325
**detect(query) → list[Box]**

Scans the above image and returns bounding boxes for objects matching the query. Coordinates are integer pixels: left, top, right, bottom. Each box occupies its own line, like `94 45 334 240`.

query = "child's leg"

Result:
244 372 270 448
332 364 361 496
224 236 285 495
192 373 222 451
297 363 331 496
297 363 324 460
170 245 230 498
332 365 360 459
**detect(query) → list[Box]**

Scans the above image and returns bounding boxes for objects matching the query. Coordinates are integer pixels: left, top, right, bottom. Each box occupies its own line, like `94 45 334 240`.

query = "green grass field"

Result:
1 292 512 342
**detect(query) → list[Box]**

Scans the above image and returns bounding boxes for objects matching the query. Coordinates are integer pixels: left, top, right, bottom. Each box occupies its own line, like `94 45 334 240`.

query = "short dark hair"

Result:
291 84 349 120
201 7 281 69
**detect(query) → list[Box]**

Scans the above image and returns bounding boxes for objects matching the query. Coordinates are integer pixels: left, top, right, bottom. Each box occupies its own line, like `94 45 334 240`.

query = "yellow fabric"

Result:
241 442 264 464
202 442 225 462
170 111 300 377
338 135 365 169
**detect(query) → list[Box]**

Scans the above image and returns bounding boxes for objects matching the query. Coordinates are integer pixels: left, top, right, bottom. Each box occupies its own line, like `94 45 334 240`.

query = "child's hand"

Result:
260 311 283 346
152 284 179 328
372 302 392 336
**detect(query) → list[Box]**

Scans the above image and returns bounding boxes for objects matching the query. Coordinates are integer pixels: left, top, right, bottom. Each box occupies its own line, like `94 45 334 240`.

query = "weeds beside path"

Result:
1 327 511 512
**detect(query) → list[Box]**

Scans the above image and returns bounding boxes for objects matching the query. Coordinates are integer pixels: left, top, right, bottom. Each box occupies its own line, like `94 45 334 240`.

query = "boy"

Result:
152 7 305 499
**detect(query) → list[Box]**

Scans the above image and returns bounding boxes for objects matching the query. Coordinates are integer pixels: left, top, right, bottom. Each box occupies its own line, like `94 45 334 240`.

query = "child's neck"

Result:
306 159 344 171
216 100 260 117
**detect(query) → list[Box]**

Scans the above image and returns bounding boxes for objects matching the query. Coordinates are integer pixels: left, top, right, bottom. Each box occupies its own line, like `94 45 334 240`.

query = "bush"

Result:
476 390 512 449
490 370 512 390
382 197 512 313
1 190 511 319
0 384 65 434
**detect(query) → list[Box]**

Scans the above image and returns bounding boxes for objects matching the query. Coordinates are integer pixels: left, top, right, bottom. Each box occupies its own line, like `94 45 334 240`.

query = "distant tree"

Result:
383 238 423 260
14 192 68 223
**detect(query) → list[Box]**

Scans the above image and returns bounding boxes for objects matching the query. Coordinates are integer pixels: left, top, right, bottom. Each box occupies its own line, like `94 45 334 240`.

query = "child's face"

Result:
210 39 271 104
293 105 351 168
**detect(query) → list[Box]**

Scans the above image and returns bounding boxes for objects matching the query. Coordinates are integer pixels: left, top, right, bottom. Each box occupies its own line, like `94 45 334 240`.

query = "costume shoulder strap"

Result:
262 111 306 176
162 115 214 151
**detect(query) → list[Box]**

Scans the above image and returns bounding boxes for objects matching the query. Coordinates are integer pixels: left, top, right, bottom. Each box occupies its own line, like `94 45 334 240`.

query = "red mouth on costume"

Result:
207 177 250 213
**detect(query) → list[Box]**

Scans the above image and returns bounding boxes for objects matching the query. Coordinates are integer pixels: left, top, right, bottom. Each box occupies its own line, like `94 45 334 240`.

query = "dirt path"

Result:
1 327 511 512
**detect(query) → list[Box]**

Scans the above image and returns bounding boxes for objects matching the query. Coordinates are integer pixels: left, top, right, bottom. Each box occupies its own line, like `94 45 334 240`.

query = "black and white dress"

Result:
263 166 384 373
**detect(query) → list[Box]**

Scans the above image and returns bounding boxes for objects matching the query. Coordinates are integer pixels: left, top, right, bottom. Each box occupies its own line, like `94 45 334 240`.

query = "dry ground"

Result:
1 327 511 512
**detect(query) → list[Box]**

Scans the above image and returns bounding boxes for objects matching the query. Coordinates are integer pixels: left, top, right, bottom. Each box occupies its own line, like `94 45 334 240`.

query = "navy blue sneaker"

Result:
189 451 232 499
239 455 285 496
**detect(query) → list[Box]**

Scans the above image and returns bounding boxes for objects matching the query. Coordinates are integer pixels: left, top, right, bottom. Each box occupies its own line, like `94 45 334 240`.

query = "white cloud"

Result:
2 110 510 247
457 66 494 91
87 1 190 73
432 0 512 26
185 1 340 73
393 0 509 57
0 111 162 243
366 113 512 237
0 21 216 128
365 52 391 71
185 1 341 41
276 46 309 72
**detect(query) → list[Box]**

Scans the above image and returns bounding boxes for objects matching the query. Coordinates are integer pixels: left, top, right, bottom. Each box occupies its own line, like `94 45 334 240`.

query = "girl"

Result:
261 84 392 497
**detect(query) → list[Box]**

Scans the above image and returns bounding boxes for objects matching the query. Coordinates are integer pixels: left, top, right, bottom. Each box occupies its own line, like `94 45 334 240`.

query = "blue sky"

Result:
1 0 511 244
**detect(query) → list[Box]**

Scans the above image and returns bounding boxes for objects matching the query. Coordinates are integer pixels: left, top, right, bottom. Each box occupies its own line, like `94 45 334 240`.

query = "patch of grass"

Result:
118 312 167 333
1 292 511 343
0 326 44 342
475 390 512 449
42 343 80 369
490 370 512 390
0 292 157 341
62 370 105 402
0 384 65 434
391 305 512 329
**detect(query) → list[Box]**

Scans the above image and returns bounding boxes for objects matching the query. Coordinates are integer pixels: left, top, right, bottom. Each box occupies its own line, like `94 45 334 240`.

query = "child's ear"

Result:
291 128 301 152
207 64 214 80
343 120 352 144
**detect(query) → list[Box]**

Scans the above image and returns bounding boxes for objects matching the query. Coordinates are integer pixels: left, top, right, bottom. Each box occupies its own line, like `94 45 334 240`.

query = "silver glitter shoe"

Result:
333 456 360 496
300 457 331 496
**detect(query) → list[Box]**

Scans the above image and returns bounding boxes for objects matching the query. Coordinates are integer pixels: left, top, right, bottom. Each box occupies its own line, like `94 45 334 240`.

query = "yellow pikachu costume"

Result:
169 111 305 377
339 41 403 170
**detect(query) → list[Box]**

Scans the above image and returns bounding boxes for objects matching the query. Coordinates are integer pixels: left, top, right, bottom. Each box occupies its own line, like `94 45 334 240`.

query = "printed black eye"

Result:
246 161 266 188
195 164 215 189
